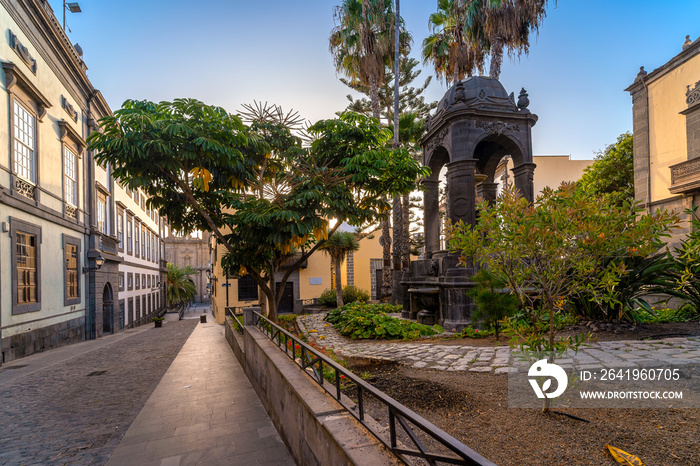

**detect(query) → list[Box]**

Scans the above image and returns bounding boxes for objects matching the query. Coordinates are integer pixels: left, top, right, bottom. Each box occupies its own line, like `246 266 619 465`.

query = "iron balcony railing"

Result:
249 310 496 466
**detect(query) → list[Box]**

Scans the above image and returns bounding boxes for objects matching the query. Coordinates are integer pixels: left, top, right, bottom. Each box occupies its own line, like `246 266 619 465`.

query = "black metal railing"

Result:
226 308 244 335
251 311 496 466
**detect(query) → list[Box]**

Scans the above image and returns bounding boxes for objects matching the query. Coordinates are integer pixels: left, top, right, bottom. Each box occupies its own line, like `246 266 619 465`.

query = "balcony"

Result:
669 158 700 194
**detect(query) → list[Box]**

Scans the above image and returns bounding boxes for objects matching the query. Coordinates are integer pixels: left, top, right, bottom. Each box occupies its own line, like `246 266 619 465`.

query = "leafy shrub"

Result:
454 325 494 339
319 286 371 307
324 302 441 340
631 305 697 324
468 269 519 339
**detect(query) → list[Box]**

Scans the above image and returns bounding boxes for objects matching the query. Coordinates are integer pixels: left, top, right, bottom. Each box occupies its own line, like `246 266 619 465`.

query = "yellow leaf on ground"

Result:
605 445 645 466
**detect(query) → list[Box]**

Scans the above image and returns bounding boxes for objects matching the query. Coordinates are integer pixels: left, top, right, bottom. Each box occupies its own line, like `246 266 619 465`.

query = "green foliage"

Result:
448 183 678 354
577 132 634 207
467 269 519 339
329 0 411 118
324 302 440 340
166 263 197 308
320 231 361 307
666 207 700 319
632 305 697 324
319 286 371 307
88 99 428 322
453 325 494 339
570 252 680 322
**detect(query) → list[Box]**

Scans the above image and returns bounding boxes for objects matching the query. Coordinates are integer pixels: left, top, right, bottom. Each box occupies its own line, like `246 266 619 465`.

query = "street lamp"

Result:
82 254 104 273
63 1 81 31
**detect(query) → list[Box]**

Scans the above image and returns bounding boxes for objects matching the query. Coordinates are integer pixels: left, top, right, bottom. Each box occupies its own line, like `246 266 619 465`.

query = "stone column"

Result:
477 182 499 207
512 162 537 204
445 159 477 227
422 179 440 257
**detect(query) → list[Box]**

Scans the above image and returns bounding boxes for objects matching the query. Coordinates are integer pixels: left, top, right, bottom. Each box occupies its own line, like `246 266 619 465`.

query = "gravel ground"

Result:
346 360 700 466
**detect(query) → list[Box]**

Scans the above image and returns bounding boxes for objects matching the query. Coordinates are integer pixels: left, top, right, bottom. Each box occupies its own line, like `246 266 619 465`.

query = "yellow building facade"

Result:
626 35 700 246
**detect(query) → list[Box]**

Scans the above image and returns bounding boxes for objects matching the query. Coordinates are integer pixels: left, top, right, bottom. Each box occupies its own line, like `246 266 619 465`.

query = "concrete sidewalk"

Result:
106 320 295 466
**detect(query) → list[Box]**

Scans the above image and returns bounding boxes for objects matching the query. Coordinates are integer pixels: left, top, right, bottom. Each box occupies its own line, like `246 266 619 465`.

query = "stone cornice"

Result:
58 119 86 154
626 39 700 93
2 61 52 119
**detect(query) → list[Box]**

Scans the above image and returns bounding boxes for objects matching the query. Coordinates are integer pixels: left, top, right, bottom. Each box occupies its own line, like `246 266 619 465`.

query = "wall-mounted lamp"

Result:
82 254 104 274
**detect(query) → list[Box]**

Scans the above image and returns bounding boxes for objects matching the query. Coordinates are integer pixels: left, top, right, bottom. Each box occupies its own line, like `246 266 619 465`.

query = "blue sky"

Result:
51 0 700 160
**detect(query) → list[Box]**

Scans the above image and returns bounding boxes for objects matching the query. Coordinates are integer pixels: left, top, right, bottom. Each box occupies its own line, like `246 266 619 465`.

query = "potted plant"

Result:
152 316 165 328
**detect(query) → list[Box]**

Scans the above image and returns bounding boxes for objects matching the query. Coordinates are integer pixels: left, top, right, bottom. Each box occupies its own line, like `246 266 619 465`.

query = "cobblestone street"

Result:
0 319 198 465
298 314 700 373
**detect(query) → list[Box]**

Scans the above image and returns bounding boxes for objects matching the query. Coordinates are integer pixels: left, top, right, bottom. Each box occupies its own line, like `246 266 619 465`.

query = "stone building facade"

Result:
626 35 700 246
165 231 211 304
0 0 164 364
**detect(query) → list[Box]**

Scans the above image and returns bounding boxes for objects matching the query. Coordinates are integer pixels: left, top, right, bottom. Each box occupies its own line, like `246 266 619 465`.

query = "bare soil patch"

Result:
345 360 699 466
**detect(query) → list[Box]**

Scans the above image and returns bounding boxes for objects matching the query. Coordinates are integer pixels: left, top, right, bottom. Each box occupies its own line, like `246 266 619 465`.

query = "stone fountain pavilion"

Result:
403 76 538 332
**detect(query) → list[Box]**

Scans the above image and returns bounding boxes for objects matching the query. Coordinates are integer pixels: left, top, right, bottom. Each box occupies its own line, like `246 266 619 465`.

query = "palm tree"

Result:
422 0 486 86
330 0 410 301
319 231 360 307
466 0 549 80
330 0 410 120
166 263 197 309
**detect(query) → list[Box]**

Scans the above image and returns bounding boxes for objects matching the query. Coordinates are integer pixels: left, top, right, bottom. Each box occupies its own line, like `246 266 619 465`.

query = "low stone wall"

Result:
223 317 245 369
1 316 85 364
224 318 400 466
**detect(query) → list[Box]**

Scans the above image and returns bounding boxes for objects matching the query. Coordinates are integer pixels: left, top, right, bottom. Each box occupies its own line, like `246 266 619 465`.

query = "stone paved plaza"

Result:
0 305 292 466
298 314 700 374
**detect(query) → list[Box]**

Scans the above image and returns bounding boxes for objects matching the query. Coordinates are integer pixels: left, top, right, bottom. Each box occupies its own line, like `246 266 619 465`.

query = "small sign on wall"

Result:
309 277 322 285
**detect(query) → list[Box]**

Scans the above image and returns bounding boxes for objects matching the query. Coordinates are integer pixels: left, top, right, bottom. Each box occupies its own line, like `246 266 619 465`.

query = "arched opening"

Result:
424 146 450 257
102 283 114 335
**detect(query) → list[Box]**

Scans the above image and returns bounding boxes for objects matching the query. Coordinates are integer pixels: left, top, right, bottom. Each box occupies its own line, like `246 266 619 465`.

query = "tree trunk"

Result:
489 35 504 80
380 218 392 301
402 192 411 269
391 195 403 304
335 258 344 308
370 73 392 301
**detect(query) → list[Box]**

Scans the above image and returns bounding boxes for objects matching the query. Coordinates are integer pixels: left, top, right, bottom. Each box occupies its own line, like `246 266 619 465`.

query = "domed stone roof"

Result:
434 76 520 115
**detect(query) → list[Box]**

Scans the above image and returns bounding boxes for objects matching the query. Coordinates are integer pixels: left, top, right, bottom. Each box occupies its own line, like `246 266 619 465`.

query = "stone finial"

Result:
635 66 647 82
517 88 529 109
683 35 693 51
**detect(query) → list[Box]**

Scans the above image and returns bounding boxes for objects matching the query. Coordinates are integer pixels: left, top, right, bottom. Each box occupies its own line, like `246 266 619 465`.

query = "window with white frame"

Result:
96 193 107 234
64 146 77 206
127 216 133 255
13 101 36 183
117 207 124 250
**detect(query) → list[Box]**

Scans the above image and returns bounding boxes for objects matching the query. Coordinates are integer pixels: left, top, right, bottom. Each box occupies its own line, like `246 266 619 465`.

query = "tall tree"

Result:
422 0 486 86
342 57 435 124
330 0 411 301
330 0 410 120
320 231 361 307
466 0 550 80
88 100 428 322
577 132 634 207
341 57 436 301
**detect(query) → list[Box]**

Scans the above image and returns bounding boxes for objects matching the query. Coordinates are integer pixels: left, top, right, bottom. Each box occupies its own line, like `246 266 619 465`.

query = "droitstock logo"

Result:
528 359 568 399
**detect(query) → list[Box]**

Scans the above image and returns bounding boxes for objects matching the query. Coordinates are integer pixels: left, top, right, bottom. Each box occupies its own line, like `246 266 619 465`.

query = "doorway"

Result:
102 283 113 334
276 282 294 314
